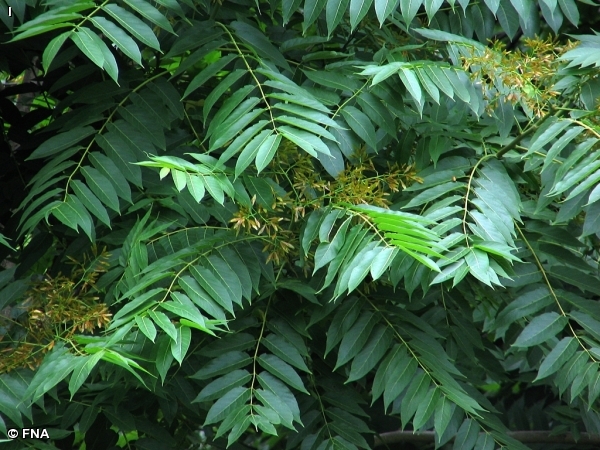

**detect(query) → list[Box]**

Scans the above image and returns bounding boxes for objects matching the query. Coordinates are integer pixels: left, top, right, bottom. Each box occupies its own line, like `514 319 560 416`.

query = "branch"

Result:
495 112 551 159
495 99 573 159
374 430 600 447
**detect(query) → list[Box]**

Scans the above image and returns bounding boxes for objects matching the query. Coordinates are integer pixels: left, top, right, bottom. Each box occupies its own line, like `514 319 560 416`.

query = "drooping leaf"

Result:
90 17 142 65
27 127 94 160
103 4 161 50
68 352 104 398
123 0 175 33
204 386 251 425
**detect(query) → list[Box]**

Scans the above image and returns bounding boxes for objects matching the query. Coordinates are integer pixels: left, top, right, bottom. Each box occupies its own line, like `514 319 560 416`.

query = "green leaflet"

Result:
183 55 238 100
400 372 431 429
302 209 325 255
275 115 337 142
258 354 309 394
325 0 351 34
347 326 393 382
340 106 377 150
305 0 328 30
89 152 132 203
325 297 362 356
204 386 251 425
416 68 440 104
123 0 175 33
148 310 178 341
304 70 363 92
328 421 370 448
70 27 108 72
222 124 270 170
235 129 273 177
346 245 381 292
334 312 377 369
400 0 423 24
495 286 553 330
262 334 311 373
349 0 374 30
42 32 71 73
90 17 142 66
475 433 495 450
370 247 398 280
453 419 480 450
512 312 568 348
556 351 588 395
255 133 282 173
549 267 600 296
170 325 192 364
589 371 600 405
210 101 263 151
357 92 397 137
135 315 157 342
68 352 104 398
203 70 247 123
425 0 445 19
570 362 596 399
231 21 291 72
129 91 172 129
410 332 463 377
119 104 166 149
375 0 400 24
203 255 244 306
192 351 252 380
111 288 163 324
272 103 339 128
570 310 600 342
178 277 226 321
334 241 377 297
199 333 256 357
399 67 423 106
96 133 143 187
322 225 370 290
24 344 78 404
314 217 351 272
524 118 571 157
51 195 94 240
257 372 302 423
160 300 207 328
434 395 456 439
190 265 234 314
195 370 251 403
558 0 579 25
280 125 331 156
27 126 94 160
372 345 402 402
383 351 419 411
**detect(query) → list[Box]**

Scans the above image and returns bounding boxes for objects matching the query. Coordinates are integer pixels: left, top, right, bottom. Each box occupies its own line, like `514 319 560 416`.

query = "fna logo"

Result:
7 428 50 439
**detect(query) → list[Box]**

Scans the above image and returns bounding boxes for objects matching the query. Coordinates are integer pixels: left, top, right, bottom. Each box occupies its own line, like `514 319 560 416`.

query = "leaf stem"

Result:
64 70 170 201
216 23 277 132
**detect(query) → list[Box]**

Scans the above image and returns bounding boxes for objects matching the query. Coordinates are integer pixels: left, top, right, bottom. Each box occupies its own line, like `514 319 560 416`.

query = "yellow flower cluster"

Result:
229 141 421 266
462 37 578 117
0 248 112 373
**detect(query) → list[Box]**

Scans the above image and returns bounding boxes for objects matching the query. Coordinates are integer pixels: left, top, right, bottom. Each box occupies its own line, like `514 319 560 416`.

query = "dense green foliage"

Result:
1 0 600 449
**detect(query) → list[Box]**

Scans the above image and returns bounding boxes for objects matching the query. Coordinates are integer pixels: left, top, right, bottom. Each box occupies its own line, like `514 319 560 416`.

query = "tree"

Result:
1 0 600 449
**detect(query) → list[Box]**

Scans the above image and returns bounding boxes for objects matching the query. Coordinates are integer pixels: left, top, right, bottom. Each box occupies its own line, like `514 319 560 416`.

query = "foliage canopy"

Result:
1 0 600 449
